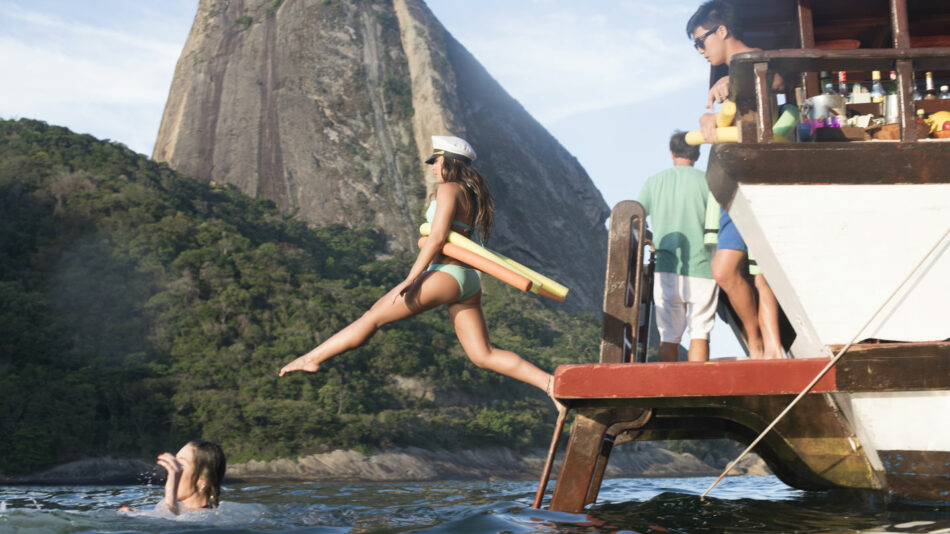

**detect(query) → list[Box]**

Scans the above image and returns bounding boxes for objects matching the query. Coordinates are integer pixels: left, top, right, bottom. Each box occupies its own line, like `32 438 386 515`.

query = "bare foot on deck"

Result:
546 376 567 416
279 354 321 376
746 336 766 359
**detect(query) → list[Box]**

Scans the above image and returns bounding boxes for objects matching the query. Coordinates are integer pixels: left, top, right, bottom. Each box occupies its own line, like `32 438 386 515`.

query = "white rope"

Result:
701 226 950 500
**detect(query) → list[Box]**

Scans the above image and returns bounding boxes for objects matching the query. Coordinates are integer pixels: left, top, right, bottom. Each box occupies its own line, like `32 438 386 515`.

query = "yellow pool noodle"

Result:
687 102 798 145
685 126 738 145
716 100 737 127
419 223 569 299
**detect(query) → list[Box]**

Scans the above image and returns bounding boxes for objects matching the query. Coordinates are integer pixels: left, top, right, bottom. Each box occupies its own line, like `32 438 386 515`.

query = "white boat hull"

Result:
729 183 950 358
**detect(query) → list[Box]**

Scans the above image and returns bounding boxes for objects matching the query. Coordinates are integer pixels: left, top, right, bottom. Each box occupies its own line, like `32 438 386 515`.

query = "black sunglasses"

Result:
693 26 719 51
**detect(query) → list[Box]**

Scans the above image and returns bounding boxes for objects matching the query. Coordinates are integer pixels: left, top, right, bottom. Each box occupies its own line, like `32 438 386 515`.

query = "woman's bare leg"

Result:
712 249 764 358
279 271 460 376
754 274 784 359
449 295 564 413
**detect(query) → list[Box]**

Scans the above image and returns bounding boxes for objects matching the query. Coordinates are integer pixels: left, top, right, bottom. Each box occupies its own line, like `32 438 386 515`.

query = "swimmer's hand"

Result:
157 452 181 515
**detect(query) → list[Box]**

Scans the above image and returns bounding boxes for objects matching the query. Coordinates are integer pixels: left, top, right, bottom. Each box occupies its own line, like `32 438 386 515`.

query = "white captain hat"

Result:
425 135 476 164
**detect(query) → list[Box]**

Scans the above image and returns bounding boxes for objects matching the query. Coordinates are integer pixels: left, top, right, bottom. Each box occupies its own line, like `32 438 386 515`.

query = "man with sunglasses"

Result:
687 1 759 142
685 0 786 359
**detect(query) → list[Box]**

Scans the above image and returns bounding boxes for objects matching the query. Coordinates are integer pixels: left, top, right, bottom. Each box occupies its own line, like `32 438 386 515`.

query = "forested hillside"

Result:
0 119 599 475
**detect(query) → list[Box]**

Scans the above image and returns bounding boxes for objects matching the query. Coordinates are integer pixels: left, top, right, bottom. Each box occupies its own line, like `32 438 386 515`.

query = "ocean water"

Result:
1 476 949 533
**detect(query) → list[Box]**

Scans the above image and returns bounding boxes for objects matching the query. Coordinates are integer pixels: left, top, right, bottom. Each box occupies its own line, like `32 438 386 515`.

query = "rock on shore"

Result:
0 446 768 485
226 444 769 482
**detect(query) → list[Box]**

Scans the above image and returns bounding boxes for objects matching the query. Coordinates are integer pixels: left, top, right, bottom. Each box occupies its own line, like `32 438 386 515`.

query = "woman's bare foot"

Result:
546 376 567 416
279 354 321 376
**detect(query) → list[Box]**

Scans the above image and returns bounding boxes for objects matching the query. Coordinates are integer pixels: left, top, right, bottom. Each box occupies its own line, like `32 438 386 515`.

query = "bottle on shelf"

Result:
888 71 897 95
850 81 869 104
819 70 832 92
838 71 849 99
914 72 923 101
924 71 937 100
870 70 885 103
940 85 950 99
823 82 836 96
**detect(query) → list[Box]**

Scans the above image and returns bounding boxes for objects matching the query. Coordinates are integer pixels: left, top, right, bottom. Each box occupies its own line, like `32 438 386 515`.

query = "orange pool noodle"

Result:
417 237 533 293
418 223 569 299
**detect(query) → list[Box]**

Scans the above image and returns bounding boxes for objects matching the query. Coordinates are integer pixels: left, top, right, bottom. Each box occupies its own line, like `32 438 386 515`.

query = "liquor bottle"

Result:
940 85 950 99
924 71 937 100
888 71 897 94
870 70 885 103
823 82 836 95
837 71 849 99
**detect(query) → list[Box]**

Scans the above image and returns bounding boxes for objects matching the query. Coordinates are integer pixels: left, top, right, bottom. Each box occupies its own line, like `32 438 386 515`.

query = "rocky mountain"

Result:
154 0 609 311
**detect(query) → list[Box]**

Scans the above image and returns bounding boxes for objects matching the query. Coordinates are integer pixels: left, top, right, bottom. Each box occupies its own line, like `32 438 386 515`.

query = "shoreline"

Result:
0 444 768 486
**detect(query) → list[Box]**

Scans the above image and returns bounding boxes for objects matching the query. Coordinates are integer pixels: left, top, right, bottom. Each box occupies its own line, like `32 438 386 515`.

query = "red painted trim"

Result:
554 359 837 399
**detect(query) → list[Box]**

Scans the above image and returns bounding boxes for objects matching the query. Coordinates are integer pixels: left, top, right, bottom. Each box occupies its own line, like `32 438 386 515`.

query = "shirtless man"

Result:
687 1 784 359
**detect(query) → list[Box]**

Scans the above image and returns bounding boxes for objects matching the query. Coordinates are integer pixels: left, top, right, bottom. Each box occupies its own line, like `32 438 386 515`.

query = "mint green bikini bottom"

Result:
427 264 481 301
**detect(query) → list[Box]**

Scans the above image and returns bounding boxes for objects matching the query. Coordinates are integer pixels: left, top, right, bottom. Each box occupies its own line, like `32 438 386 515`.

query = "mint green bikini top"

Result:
426 200 482 244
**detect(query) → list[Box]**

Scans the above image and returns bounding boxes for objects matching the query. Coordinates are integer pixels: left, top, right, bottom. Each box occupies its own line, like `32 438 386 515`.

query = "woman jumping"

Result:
279 135 563 413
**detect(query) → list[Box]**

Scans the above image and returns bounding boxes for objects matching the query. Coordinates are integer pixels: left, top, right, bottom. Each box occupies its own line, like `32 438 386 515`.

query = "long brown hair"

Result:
188 440 226 509
440 156 494 242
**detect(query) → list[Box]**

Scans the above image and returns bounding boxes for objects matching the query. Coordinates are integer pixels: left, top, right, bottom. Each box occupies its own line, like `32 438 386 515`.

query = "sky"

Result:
0 0 744 357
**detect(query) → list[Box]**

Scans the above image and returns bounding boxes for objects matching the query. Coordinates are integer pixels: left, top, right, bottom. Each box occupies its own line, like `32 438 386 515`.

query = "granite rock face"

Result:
154 0 609 311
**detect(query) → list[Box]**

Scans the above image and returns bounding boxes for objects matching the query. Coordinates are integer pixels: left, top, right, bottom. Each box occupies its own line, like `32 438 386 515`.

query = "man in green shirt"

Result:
637 132 718 362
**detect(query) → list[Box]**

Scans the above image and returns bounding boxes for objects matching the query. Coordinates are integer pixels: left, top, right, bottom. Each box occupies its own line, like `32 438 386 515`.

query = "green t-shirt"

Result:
637 165 712 279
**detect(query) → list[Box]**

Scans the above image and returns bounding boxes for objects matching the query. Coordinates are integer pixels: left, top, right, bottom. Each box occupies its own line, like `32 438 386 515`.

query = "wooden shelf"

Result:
917 99 950 113
729 47 950 102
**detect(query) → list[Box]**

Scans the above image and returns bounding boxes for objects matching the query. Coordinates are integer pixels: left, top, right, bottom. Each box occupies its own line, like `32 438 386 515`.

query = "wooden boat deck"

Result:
539 0 950 510
554 342 950 405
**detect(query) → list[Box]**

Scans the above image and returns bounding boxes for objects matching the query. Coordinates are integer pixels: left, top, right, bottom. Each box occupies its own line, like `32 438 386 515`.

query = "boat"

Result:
538 0 950 512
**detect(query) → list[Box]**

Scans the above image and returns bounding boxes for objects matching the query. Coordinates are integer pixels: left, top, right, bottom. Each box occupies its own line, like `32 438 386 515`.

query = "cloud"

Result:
0 2 182 56
0 2 188 154
0 37 173 108
430 0 709 123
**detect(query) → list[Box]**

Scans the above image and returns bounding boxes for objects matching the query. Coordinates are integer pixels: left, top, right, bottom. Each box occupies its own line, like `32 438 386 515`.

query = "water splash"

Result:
0 478 948 532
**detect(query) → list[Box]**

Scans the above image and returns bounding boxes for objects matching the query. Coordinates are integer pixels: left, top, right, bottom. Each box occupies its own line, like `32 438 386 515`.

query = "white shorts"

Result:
653 272 719 343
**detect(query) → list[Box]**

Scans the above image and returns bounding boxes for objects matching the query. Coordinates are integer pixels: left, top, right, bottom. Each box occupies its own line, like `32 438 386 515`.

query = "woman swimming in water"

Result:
279 135 563 413
155 440 226 514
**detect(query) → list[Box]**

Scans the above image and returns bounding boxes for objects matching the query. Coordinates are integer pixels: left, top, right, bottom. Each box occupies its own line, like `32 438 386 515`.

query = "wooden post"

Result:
549 409 612 513
532 408 569 509
890 0 910 49
896 59 918 142
754 62 774 143
796 0 817 99
889 0 916 142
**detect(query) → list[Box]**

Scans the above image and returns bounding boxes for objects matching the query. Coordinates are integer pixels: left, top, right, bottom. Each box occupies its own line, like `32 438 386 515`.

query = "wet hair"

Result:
188 440 226 509
439 157 494 242
686 1 743 41
670 131 700 162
